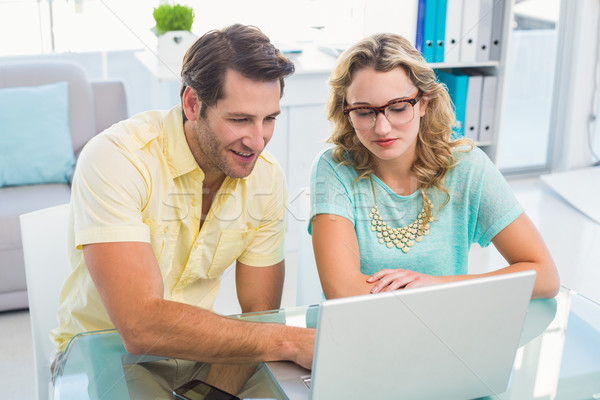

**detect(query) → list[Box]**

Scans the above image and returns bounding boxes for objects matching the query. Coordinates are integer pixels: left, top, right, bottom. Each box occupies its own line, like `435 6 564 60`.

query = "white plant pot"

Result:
157 30 198 67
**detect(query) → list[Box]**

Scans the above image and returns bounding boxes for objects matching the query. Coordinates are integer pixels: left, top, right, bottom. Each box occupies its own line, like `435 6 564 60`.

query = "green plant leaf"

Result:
153 4 195 35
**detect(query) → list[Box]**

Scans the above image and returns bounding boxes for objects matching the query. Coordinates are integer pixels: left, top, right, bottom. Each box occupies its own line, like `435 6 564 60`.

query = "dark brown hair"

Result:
180 24 295 118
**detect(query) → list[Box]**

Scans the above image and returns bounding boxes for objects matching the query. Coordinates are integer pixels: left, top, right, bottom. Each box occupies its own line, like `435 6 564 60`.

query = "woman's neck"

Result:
373 154 419 196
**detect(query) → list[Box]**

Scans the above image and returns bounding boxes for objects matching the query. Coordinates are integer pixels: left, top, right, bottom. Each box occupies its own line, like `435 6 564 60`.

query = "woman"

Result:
309 33 559 299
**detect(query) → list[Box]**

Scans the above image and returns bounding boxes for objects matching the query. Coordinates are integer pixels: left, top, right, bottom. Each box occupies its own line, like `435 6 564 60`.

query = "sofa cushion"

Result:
0 183 69 307
0 248 26 293
0 61 97 155
0 81 76 187
0 183 71 250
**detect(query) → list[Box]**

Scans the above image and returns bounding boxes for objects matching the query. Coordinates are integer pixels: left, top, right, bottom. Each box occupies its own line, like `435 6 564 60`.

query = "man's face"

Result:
188 69 281 179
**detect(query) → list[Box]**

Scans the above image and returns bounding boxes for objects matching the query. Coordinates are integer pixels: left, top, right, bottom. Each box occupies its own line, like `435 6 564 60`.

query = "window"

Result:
50 0 155 53
496 0 562 172
595 100 600 166
593 42 600 166
0 0 48 55
0 0 329 56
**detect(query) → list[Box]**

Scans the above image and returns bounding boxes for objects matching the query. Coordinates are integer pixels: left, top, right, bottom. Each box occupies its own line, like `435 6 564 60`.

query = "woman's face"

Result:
345 67 427 168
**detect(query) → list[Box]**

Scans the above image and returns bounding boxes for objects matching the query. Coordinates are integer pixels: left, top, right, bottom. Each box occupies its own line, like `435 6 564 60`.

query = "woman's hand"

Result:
366 269 448 293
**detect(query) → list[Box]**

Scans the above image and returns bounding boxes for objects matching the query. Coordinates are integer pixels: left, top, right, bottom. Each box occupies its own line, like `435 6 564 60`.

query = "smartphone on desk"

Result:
173 379 240 400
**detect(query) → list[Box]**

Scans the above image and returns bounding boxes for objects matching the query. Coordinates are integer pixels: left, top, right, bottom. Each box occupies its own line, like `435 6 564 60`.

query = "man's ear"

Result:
182 86 202 121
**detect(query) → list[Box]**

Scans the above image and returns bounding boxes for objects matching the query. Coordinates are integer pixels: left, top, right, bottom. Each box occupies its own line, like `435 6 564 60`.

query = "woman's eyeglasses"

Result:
343 91 422 130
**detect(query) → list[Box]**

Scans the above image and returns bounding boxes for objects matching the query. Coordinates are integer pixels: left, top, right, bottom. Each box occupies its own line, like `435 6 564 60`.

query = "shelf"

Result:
430 61 500 69
134 43 338 82
134 50 181 82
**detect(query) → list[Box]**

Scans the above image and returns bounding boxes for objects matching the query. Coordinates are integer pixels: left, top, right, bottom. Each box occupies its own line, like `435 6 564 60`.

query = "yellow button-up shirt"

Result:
51 106 287 351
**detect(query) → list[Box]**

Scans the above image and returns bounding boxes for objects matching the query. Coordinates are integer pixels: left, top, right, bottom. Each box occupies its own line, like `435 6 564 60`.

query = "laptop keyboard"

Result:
301 374 312 389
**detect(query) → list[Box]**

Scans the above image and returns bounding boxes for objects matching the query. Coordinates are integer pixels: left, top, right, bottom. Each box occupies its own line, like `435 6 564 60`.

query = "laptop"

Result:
265 270 536 400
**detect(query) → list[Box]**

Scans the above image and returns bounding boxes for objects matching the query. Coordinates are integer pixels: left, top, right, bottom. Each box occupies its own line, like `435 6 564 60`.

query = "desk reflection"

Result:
54 288 600 400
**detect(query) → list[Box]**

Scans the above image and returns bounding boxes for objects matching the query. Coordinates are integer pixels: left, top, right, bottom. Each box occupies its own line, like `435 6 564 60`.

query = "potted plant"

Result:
153 3 197 67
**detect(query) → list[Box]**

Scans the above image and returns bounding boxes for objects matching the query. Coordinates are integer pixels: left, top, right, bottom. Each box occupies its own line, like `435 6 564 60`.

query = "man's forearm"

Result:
117 297 314 368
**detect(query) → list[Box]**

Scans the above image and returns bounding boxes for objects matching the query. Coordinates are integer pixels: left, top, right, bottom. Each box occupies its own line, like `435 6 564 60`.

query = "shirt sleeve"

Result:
237 157 288 267
468 149 524 247
308 149 356 234
71 134 151 248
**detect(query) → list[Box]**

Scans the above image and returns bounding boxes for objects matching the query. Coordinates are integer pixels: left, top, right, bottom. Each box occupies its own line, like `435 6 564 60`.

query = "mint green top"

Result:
309 147 523 276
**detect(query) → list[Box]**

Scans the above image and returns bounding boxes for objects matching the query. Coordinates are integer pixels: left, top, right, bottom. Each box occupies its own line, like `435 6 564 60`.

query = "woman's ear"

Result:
182 86 202 121
419 97 429 117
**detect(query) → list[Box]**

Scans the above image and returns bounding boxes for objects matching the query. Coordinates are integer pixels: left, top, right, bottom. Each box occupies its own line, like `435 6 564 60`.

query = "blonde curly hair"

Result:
327 33 472 222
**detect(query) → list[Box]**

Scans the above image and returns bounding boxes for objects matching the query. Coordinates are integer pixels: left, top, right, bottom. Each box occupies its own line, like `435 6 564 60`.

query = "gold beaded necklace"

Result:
368 176 433 253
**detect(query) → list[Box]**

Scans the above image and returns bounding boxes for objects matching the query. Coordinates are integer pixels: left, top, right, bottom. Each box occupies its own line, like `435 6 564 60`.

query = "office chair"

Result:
21 203 139 400
20 203 71 400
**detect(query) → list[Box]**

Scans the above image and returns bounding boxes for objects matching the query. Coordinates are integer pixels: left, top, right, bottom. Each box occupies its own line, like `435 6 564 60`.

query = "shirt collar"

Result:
163 105 204 179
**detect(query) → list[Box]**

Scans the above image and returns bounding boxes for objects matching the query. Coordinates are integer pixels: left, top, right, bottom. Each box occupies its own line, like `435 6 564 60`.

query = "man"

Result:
50 24 314 397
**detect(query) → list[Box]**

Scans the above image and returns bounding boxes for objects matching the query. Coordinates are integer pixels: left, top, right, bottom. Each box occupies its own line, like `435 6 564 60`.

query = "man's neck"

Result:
203 173 226 196
200 174 226 230
183 118 212 174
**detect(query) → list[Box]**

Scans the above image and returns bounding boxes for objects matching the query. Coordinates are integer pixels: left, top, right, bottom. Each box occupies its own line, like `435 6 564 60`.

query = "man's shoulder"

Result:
77 109 174 180
99 109 169 147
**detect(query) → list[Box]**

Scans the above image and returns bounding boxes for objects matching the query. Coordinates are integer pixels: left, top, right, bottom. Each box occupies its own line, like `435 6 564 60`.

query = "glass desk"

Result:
54 287 600 399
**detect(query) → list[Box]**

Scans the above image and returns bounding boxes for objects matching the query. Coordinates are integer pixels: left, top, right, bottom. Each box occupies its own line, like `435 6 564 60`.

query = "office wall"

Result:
551 0 600 171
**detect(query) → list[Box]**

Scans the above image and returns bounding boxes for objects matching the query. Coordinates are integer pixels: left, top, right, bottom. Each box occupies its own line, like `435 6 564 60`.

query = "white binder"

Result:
464 72 483 141
460 0 481 63
490 0 506 61
444 0 463 63
478 74 497 143
476 0 494 62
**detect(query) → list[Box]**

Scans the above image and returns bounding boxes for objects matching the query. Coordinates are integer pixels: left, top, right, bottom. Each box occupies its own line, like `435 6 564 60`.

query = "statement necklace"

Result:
369 176 433 253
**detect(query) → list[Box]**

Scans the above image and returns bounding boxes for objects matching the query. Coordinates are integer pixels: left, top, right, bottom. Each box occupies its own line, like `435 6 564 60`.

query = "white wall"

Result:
551 0 600 171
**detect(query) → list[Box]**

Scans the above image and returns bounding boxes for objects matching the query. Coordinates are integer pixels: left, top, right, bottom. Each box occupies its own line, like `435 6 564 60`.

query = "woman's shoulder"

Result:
315 146 334 162
313 147 352 170
311 147 358 181
442 145 497 186
451 144 494 169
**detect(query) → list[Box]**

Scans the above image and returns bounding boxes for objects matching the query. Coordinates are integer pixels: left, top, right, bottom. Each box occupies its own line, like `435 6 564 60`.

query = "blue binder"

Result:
421 0 437 62
434 0 447 63
415 0 427 53
436 69 468 139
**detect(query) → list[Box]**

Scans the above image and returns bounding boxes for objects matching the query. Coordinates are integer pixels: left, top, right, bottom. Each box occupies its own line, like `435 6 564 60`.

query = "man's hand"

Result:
287 327 315 370
366 269 448 293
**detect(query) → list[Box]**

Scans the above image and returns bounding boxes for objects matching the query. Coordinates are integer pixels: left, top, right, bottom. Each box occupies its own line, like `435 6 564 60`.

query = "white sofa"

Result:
0 61 127 311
